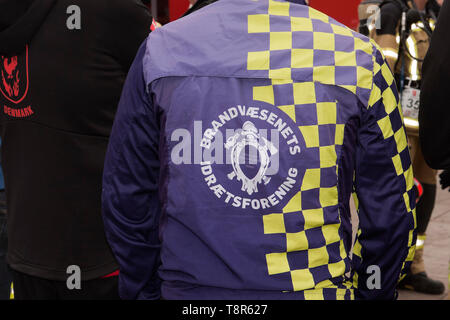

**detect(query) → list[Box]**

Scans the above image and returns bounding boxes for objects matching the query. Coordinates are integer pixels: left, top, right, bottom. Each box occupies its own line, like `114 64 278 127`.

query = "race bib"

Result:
401 86 420 120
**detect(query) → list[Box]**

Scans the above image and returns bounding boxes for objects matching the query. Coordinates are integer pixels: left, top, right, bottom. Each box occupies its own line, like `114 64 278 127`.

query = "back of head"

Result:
183 0 219 16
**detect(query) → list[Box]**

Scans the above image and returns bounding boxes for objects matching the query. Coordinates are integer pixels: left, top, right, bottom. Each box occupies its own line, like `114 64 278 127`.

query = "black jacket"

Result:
0 0 151 280
420 0 450 169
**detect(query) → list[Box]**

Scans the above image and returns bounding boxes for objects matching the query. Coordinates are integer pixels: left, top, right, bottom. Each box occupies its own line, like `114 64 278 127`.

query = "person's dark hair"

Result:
183 0 219 17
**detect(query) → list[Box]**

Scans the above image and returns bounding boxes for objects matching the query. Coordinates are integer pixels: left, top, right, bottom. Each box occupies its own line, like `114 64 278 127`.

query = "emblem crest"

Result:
225 121 279 195
0 46 29 104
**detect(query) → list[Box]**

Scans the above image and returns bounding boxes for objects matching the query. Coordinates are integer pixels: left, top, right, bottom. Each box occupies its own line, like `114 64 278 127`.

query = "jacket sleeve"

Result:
102 42 162 300
420 0 450 169
351 48 416 300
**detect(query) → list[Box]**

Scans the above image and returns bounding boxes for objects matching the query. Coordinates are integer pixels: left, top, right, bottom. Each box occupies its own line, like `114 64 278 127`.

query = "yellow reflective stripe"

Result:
404 117 419 129
382 48 398 60
416 234 426 250
429 19 436 30
406 35 419 81
410 22 425 31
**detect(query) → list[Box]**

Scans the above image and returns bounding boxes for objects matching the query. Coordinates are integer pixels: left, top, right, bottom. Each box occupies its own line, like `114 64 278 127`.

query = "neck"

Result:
413 0 428 11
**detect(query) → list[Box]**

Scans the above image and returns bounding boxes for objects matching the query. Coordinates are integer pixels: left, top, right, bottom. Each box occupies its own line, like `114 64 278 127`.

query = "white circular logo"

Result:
198 105 303 211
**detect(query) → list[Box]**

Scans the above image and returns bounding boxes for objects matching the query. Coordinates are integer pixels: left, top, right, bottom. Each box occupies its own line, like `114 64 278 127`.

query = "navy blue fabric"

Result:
102 43 162 300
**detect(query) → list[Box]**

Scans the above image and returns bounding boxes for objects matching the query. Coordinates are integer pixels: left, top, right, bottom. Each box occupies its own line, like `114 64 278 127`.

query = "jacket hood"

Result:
0 0 57 55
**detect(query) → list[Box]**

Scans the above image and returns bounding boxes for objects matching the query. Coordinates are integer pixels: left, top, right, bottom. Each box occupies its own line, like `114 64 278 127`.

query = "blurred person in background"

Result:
0 139 11 300
420 0 450 177
141 0 161 29
358 0 383 36
367 0 445 295
0 0 152 299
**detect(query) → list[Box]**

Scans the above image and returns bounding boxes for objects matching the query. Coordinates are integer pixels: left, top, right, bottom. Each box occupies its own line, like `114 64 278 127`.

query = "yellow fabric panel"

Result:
269 67 292 79
278 105 296 122
266 252 290 275
286 231 309 252
247 51 270 70
377 115 394 139
322 224 341 245
335 51 357 67
335 124 345 145
317 102 337 125
356 66 373 89
303 208 325 230
408 229 415 248
320 145 337 168
406 245 416 262
291 17 313 32
299 125 320 148
380 61 395 86
263 213 286 234
340 85 357 94
315 279 336 289
354 37 373 55
308 246 329 268
272 79 294 85
291 49 314 68
353 272 359 288
248 14 271 33
291 269 315 291
394 127 408 153
283 191 302 213
319 186 338 208
331 24 354 37
353 239 362 258
392 154 403 176
293 82 316 105
268 0 290 16
253 85 275 105
302 168 321 191
313 32 335 51
270 32 292 50
368 82 381 108
313 66 336 85
352 192 360 211
339 240 347 260
336 288 347 300
382 87 397 114
328 260 346 278
403 165 414 191
403 191 411 212
304 289 325 300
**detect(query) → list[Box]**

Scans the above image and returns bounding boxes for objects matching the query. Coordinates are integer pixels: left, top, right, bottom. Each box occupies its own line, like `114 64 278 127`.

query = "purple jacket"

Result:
102 0 416 300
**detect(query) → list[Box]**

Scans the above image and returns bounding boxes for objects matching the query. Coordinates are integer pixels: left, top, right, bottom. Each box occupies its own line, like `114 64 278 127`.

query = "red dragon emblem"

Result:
0 46 29 104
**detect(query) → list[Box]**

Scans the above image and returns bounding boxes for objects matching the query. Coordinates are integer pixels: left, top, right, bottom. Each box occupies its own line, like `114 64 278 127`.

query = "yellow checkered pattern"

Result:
369 44 417 281
246 0 379 299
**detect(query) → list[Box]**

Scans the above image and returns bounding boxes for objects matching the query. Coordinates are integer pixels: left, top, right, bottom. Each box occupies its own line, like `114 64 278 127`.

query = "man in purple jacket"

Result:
102 0 416 300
